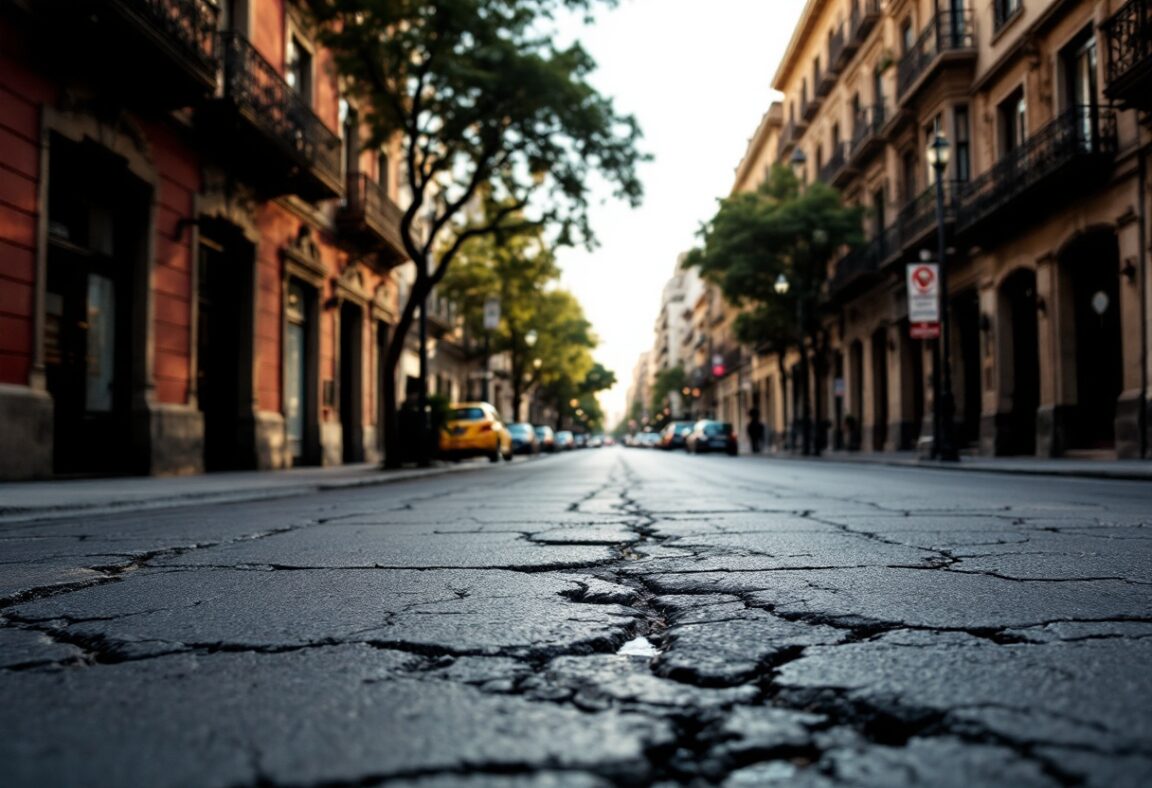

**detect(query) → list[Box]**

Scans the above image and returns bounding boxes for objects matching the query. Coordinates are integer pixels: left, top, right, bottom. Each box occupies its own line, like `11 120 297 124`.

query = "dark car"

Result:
534 425 556 453
508 423 538 455
686 420 738 455
659 421 695 450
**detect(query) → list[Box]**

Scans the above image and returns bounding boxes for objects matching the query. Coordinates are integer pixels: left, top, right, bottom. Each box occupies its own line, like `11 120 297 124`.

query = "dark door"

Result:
1003 270 1039 455
340 301 363 463
285 281 311 465
954 291 982 447
871 329 888 451
1068 234 1122 448
196 236 247 470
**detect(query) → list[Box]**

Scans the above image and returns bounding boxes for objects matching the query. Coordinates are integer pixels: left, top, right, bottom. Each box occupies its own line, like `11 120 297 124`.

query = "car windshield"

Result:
449 407 485 421
534 427 551 436
704 422 732 435
508 424 532 435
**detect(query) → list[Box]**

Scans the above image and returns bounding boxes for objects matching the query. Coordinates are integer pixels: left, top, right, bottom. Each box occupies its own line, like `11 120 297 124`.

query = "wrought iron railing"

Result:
854 0 881 43
220 32 341 189
803 93 823 121
819 143 848 184
849 104 885 160
897 8 975 98
957 105 1117 232
830 27 846 71
344 173 405 252
115 0 219 73
896 180 962 248
1102 0 1151 91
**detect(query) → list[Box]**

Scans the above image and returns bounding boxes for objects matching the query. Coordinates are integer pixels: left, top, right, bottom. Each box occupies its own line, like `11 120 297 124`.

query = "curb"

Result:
0 461 496 525
743 452 1152 482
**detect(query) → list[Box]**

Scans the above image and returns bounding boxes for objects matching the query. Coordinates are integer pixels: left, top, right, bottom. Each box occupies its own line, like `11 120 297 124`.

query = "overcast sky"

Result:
551 0 808 427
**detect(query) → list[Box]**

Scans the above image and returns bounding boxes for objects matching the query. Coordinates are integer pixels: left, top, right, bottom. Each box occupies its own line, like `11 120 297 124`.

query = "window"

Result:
286 34 312 105
953 105 970 182
901 149 918 201
377 151 390 192
901 18 914 54
342 102 359 178
998 88 1026 158
993 0 1022 32
872 188 886 236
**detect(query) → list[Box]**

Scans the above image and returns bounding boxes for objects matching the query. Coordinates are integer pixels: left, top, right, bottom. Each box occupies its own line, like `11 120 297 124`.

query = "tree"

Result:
438 208 559 421
684 165 862 453
648 364 687 420
305 0 645 466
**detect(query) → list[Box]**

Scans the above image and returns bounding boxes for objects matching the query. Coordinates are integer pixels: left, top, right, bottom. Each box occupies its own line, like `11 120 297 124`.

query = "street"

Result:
2 450 1151 787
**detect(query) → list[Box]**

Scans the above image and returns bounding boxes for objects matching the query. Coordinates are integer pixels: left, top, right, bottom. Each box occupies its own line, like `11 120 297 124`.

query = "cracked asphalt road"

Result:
2 450 1151 787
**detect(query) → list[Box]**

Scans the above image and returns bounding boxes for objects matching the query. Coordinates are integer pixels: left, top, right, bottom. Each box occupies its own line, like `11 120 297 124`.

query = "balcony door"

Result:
1063 31 1098 150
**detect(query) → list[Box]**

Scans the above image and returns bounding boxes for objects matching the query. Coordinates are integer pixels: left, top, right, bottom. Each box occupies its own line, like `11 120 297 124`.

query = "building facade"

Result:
0 0 430 479
693 0 1150 459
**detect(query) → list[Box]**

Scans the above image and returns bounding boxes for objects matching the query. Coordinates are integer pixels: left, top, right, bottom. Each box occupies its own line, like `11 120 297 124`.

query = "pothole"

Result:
617 635 660 658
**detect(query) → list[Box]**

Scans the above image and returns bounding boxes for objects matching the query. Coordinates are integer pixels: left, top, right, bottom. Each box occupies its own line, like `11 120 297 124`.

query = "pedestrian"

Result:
747 408 764 453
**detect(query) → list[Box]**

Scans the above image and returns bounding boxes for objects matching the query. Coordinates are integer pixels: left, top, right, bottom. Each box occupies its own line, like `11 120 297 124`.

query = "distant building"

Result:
671 0 1151 459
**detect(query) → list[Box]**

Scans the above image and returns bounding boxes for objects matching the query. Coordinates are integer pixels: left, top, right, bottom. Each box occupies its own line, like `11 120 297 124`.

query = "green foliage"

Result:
685 165 863 347
648 364 686 416
303 0 646 462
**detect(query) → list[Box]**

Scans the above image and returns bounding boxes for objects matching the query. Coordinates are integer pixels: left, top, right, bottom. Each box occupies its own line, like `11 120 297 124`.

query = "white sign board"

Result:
483 297 501 330
906 263 940 324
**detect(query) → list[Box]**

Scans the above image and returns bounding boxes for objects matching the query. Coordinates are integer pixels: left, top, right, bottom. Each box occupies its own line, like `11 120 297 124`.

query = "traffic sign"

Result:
907 263 940 337
483 297 501 330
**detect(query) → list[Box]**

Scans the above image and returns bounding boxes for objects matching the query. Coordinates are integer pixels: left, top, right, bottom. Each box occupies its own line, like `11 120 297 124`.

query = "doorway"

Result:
43 135 147 475
340 301 364 462
870 328 889 451
953 290 982 448
1064 231 1122 449
1000 269 1039 455
197 225 254 470
284 280 317 466
849 340 864 450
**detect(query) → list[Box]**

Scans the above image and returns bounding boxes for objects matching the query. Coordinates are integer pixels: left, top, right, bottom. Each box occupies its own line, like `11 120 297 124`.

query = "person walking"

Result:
747 408 765 453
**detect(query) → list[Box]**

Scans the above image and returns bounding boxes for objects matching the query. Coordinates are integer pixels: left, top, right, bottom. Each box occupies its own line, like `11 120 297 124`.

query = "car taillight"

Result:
479 423 493 432
730 432 737 440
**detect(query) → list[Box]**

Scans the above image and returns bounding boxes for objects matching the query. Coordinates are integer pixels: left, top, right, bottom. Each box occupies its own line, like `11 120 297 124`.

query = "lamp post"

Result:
775 273 811 455
512 329 537 422
790 147 807 190
926 132 959 461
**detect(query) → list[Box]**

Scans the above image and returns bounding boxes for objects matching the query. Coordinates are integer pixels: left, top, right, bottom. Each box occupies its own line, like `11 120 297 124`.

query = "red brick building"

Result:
0 0 408 479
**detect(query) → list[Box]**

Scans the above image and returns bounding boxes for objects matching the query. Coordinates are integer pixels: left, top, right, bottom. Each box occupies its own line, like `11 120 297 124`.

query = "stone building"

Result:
0 0 422 479
719 0 1151 459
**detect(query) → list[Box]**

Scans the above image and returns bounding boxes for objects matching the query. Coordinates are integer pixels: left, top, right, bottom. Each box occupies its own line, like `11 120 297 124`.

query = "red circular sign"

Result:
912 265 935 291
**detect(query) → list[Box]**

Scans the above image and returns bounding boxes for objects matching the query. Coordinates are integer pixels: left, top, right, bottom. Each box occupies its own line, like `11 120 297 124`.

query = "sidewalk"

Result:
2 449 1149 525
0 461 491 524
745 447 1152 481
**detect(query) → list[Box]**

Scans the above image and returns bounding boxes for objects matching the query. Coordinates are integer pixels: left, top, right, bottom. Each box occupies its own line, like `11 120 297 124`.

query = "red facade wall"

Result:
0 46 45 387
146 120 200 406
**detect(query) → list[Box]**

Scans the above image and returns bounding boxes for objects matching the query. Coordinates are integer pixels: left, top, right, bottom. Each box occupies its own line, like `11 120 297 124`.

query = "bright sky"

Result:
553 0 807 427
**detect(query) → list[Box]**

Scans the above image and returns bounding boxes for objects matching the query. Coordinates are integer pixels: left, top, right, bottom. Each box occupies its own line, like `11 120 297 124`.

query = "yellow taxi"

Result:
439 402 513 462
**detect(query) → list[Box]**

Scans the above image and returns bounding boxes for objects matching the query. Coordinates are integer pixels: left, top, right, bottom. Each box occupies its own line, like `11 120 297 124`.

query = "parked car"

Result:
555 430 575 450
588 433 604 448
534 425 556 453
439 402 512 462
637 430 662 448
574 432 588 449
508 422 538 455
686 420 738 455
659 421 695 450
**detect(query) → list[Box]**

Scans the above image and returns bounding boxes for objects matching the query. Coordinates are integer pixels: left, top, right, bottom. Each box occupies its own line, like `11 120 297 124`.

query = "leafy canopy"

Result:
684 165 862 346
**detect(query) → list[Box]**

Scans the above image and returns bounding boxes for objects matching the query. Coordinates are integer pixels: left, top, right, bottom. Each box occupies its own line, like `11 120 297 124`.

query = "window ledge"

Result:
991 7 1025 45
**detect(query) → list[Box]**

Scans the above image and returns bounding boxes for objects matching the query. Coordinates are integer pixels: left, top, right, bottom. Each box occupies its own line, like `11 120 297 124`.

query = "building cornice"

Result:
772 0 830 90
733 102 783 194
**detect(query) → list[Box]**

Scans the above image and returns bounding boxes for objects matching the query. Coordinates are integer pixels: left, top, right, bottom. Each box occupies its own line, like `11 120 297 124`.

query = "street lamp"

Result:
775 272 811 455
790 147 807 188
926 131 959 461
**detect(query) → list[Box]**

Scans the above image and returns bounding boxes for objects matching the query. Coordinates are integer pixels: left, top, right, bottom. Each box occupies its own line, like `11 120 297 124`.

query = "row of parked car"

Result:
438 401 609 462
625 419 739 456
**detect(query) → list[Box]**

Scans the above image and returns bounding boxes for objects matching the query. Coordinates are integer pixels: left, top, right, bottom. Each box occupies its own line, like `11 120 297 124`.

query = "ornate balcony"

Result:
831 26 850 71
896 8 976 104
819 142 853 187
337 174 408 267
857 0 881 42
816 64 835 98
777 119 798 162
849 105 886 166
829 222 899 298
895 180 961 254
1102 0 1152 113
803 94 823 122
957 106 1118 239
40 0 219 105
207 32 343 201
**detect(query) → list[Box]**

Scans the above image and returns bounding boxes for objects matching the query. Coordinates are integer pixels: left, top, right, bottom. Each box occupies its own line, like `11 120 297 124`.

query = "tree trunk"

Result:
380 272 426 469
